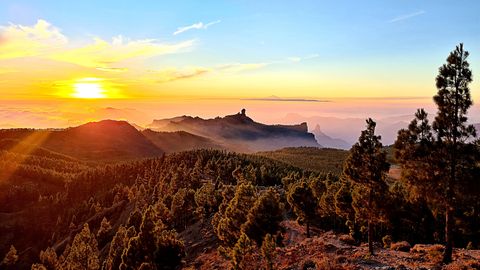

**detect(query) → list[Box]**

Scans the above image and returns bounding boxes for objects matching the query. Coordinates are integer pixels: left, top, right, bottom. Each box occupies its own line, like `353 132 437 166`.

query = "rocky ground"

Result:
181 220 480 270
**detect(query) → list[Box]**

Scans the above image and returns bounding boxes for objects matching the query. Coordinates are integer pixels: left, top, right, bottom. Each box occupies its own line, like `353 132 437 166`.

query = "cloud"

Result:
0 20 195 68
241 96 328 102
51 36 195 68
217 62 268 73
0 19 67 59
173 20 221 35
286 54 319 63
96 67 129 73
389 10 426 23
150 67 211 83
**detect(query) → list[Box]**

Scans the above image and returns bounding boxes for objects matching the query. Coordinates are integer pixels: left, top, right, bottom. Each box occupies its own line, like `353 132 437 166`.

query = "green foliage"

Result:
261 234 276 270
342 118 390 254
286 179 317 237
257 147 348 175
242 188 283 246
230 233 255 270
1 245 18 267
96 217 112 246
194 181 221 219
394 43 478 263
62 224 100 270
213 182 257 247
38 247 59 270
153 230 185 270
104 226 133 270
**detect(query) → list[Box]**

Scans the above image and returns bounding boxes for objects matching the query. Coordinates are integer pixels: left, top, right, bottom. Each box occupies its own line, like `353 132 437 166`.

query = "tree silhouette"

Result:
395 43 476 263
342 119 390 255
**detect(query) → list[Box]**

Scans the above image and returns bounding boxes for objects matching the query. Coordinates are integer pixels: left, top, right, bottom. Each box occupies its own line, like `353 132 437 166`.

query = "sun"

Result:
72 78 107 98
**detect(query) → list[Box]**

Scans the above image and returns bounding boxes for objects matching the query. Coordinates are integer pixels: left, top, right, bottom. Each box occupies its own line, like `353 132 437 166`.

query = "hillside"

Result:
142 129 223 153
256 147 349 175
0 144 479 270
0 120 164 161
147 109 320 152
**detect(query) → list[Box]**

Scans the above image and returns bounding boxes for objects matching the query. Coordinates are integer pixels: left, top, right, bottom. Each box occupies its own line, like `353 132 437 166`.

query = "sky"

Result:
0 1 480 128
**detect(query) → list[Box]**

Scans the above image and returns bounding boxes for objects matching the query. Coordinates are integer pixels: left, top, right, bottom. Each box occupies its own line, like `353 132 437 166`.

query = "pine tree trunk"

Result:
443 206 454 263
368 220 374 255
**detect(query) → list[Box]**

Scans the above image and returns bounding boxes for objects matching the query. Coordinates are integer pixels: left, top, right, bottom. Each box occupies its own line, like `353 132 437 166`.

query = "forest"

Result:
0 44 479 270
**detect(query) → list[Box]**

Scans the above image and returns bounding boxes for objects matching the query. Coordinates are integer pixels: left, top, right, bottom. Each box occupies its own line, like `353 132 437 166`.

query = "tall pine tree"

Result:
342 118 390 255
395 43 476 263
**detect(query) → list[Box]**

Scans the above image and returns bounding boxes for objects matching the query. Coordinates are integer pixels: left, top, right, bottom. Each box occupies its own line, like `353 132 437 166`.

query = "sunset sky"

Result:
1 1 480 128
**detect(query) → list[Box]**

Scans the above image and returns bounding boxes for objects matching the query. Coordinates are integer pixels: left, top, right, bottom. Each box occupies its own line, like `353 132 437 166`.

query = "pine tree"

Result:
153 230 185 270
105 226 133 270
1 245 18 268
432 43 475 263
121 206 161 270
39 247 59 270
261 234 276 270
394 43 476 263
62 224 100 270
242 188 283 246
286 179 317 238
97 217 112 247
342 119 390 255
213 182 257 247
230 233 254 270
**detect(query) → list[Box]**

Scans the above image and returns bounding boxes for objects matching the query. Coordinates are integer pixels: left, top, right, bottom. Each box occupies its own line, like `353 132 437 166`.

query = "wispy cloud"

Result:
389 10 426 23
286 54 319 63
173 20 221 35
217 62 268 73
149 67 211 83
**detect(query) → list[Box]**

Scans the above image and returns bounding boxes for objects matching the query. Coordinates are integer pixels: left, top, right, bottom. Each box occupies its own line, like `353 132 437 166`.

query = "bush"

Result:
382 235 392 248
390 241 411 252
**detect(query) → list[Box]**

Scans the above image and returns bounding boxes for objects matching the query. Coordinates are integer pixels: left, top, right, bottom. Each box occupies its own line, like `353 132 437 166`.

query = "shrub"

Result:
382 235 392 248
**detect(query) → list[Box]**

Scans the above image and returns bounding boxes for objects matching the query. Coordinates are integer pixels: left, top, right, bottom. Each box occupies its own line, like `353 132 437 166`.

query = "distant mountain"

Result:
147 109 320 152
0 120 163 161
142 129 223 153
311 124 350 150
281 113 411 145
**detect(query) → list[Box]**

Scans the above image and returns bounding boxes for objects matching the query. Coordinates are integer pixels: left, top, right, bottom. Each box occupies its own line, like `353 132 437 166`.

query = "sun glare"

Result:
72 78 107 99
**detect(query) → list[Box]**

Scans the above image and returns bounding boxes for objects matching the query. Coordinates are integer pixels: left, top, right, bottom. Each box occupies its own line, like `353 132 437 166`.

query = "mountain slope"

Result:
311 124 351 150
142 129 223 153
147 110 320 152
0 120 164 161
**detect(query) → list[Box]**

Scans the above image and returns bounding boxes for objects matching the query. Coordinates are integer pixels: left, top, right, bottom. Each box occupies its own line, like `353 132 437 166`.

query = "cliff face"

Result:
148 110 320 152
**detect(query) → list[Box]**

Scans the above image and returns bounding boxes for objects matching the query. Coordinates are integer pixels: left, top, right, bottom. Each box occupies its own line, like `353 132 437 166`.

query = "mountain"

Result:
142 129 223 153
147 109 320 152
280 113 411 145
311 124 350 149
0 120 164 161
